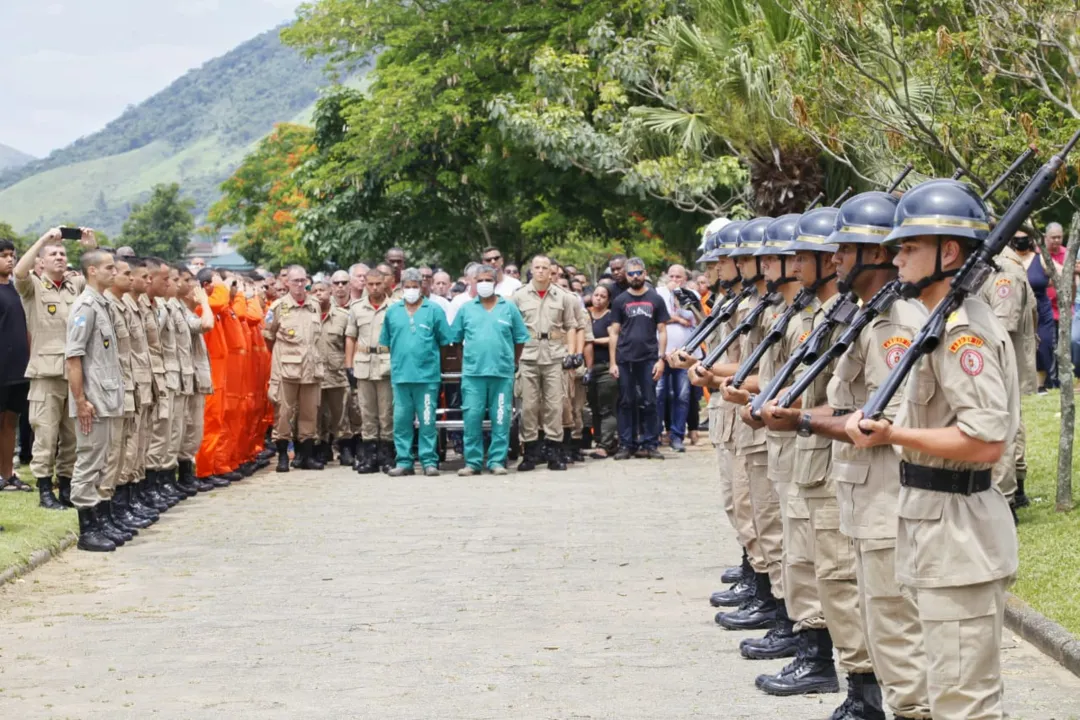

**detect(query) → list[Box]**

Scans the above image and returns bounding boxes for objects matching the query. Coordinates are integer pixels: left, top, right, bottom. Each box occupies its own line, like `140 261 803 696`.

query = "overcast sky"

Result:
1 0 306 157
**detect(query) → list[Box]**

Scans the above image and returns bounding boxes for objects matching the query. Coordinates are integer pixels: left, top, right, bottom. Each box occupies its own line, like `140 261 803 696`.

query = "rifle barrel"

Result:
886 164 914 194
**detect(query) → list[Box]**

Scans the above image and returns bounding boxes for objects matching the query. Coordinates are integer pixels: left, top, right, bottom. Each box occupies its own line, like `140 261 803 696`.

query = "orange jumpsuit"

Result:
216 292 247 474
245 297 269 459
196 284 231 477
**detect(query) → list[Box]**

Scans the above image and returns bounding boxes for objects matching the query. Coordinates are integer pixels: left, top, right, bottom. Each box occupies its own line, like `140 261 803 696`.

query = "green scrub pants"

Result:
392 382 440 469
461 376 514 471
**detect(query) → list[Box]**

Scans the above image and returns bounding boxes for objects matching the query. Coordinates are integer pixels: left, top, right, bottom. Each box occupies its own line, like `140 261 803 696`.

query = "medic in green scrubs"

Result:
378 268 452 477
450 264 530 475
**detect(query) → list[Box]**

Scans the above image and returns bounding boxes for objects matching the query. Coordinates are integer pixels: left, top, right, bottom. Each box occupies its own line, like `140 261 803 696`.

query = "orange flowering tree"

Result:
208 123 316 268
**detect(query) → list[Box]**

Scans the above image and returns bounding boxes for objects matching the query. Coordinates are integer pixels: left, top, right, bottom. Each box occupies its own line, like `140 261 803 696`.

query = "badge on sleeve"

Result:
797 330 811 344
287 328 296 337
995 277 1012 298
265 310 274 324
882 336 911 369
47 303 57 315
960 348 984 376
73 314 87 328
948 334 985 353
104 338 111 349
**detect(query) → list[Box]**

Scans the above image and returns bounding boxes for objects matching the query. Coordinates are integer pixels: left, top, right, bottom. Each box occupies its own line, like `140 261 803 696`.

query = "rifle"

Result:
804 192 825 212
886 164 914 194
679 285 753 353
831 187 854 207
861 129 1080 421
700 292 781 370
730 289 816 389
748 291 860 418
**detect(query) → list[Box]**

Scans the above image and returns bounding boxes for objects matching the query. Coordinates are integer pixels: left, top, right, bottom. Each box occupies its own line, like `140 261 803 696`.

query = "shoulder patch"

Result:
73 314 87 328
959 348 984 376
948 334 985 353
995 276 1012 298
883 336 911 368
797 330 811 344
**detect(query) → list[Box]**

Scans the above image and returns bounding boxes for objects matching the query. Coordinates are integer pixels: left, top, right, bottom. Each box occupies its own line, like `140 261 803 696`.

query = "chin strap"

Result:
837 245 899 294
899 238 959 299
766 255 798 293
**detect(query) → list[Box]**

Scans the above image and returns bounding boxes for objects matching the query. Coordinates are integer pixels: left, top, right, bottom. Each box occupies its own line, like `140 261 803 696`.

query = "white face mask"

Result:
403 288 421 304
476 281 495 298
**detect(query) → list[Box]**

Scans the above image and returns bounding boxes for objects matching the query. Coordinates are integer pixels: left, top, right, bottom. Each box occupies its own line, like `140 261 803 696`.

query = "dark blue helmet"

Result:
754 214 801 256
730 217 774 257
829 191 899 245
884 179 990 245
713 220 747 259
696 218 729 262
785 207 840 253
696 233 719 264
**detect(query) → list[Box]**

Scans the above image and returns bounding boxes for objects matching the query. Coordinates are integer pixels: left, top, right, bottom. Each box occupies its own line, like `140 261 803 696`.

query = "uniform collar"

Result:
527 282 556 296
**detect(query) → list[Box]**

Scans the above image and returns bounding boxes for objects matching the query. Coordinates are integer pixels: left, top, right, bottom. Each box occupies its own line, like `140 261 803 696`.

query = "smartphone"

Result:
59 227 83 241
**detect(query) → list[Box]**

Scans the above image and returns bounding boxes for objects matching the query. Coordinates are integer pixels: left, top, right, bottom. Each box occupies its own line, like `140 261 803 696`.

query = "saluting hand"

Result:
76 398 97 436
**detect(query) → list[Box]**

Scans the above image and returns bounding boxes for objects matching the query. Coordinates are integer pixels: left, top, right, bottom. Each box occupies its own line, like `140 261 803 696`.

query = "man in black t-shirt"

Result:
609 257 669 459
0 238 32 490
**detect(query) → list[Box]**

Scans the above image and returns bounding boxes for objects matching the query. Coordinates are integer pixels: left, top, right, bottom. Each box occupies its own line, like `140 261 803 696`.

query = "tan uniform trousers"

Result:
519 361 563 442
28 376 77 479
744 449 783 596
179 394 205 462
71 417 121 509
909 580 1008 720
356 378 393 442
561 369 587 438
100 413 134 498
275 380 320 442
166 392 189 470
346 387 361 439
125 403 153 484
719 442 761 568
319 387 349 442
855 539 931 719
146 389 176 470
787 495 872 674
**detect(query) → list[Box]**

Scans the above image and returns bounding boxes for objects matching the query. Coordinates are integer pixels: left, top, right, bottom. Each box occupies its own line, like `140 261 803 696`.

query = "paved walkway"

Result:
2 448 1079 719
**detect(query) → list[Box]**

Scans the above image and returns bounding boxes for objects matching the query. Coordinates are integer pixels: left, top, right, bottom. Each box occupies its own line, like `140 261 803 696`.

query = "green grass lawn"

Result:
0 465 77 575
1012 391 1080 636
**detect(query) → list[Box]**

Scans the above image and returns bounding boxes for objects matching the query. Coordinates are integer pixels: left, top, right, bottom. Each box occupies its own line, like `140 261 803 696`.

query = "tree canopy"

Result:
118 184 196 261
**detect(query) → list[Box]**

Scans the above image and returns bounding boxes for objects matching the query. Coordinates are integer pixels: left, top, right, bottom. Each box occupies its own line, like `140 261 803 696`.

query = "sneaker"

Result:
457 467 479 477
489 465 508 476
388 466 415 477
670 437 686 453
423 466 440 477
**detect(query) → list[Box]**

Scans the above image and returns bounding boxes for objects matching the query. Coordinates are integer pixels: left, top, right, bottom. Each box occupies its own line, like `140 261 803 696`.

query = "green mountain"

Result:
0 27 337 236
0 144 34 172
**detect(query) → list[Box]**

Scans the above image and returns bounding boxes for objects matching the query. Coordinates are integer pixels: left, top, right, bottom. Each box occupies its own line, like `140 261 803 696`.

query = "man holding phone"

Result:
14 227 95 510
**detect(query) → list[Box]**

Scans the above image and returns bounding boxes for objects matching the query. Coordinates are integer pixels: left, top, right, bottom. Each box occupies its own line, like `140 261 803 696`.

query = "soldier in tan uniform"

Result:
100 258 153 534
312 279 351 464
118 259 164 522
265 265 324 472
979 242 1037 511
141 258 183 506
560 292 590 463
512 255 580 471
848 180 1019 720
65 249 127 552
174 265 214 493
13 227 90 510
147 264 189 501
345 267 394 473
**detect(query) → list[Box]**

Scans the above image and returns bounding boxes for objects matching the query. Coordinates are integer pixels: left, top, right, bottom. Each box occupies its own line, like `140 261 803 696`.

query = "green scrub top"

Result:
379 299 451 384
450 296 531 379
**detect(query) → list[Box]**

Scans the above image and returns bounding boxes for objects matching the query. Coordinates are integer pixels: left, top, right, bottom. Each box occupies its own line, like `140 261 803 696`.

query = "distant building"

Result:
185 231 253 270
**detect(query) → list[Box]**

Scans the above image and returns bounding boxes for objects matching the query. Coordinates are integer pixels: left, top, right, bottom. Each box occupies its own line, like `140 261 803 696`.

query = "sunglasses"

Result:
483 256 501 263
627 270 644 277
332 280 349 285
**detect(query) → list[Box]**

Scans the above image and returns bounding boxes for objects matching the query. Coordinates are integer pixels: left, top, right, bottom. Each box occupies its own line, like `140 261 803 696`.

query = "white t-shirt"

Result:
446 291 476 325
495 276 521 298
657 286 699 354
427 293 451 317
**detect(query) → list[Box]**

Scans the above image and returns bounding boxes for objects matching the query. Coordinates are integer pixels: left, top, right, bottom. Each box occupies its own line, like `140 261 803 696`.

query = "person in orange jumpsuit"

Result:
194 270 233 486
238 285 266 473
211 274 247 481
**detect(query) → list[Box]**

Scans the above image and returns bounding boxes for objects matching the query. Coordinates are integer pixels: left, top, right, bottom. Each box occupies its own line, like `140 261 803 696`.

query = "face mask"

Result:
1012 236 1033 252
476 281 495 298
403 288 421 304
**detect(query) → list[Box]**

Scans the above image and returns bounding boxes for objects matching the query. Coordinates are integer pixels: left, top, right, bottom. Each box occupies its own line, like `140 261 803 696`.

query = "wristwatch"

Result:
796 412 814 438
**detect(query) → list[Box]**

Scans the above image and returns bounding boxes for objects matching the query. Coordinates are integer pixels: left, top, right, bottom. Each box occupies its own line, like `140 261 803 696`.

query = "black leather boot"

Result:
321 437 335 463
740 599 798 659
77 507 115 552
175 459 199 495
715 572 777 630
546 439 567 471
1015 471 1030 509
161 467 190 500
37 477 65 510
113 488 151 530
239 461 256 477
721 548 750 585
57 476 74 507
828 672 886 720
140 472 170 512
126 484 159 522
356 440 379 474
517 441 539 472
298 439 325 470
106 498 141 535
193 471 216 492
378 441 395 473
561 430 576 464
712 552 756 607
757 628 840 696
276 439 291 473
95 503 130 545
338 437 355 466
208 474 231 488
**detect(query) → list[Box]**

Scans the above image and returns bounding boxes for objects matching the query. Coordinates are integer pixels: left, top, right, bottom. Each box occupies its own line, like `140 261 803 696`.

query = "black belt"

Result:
900 462 992 495
832 409 853 417
538 333 549 340
366 346 387 354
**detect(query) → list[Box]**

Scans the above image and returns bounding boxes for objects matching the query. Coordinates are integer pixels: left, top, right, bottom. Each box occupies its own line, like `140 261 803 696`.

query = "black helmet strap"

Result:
899 238 959 299
837 245 896 294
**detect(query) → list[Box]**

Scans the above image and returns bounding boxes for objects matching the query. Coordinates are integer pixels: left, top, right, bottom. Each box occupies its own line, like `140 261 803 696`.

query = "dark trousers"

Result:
587 363 619 453
617 361 659 450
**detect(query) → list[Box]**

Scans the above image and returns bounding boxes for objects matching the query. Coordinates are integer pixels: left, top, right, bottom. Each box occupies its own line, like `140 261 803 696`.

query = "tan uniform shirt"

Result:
759 295 816 444
893 297 1020 588
154 297 181 392
15 272 84 378
345 296 391 380
792 293 844 498
65 287 125 418
979 246 1038 396
264 294 323 384
707 293 741 447
512 283 580 365
318 305 350 389
190 320 212 395
827 298 926 539
105 292 136 415
733 291 770 455
167 298 197 395
139 295 168 396
123 294 154 409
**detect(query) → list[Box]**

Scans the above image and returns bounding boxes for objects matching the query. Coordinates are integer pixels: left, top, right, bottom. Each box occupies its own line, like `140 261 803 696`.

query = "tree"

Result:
208 123 317 269
0 220 29 254
118 184 196 261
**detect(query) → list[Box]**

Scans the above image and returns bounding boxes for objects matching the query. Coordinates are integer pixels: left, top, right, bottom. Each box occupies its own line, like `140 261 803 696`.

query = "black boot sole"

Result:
758 676 840 696
740 638 800 660
715 612 777 631
710 589 754 607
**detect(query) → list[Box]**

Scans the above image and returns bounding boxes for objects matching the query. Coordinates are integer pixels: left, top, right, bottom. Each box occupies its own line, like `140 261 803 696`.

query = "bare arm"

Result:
15 228 59 280
66 357 95 435
847 413 1005 464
